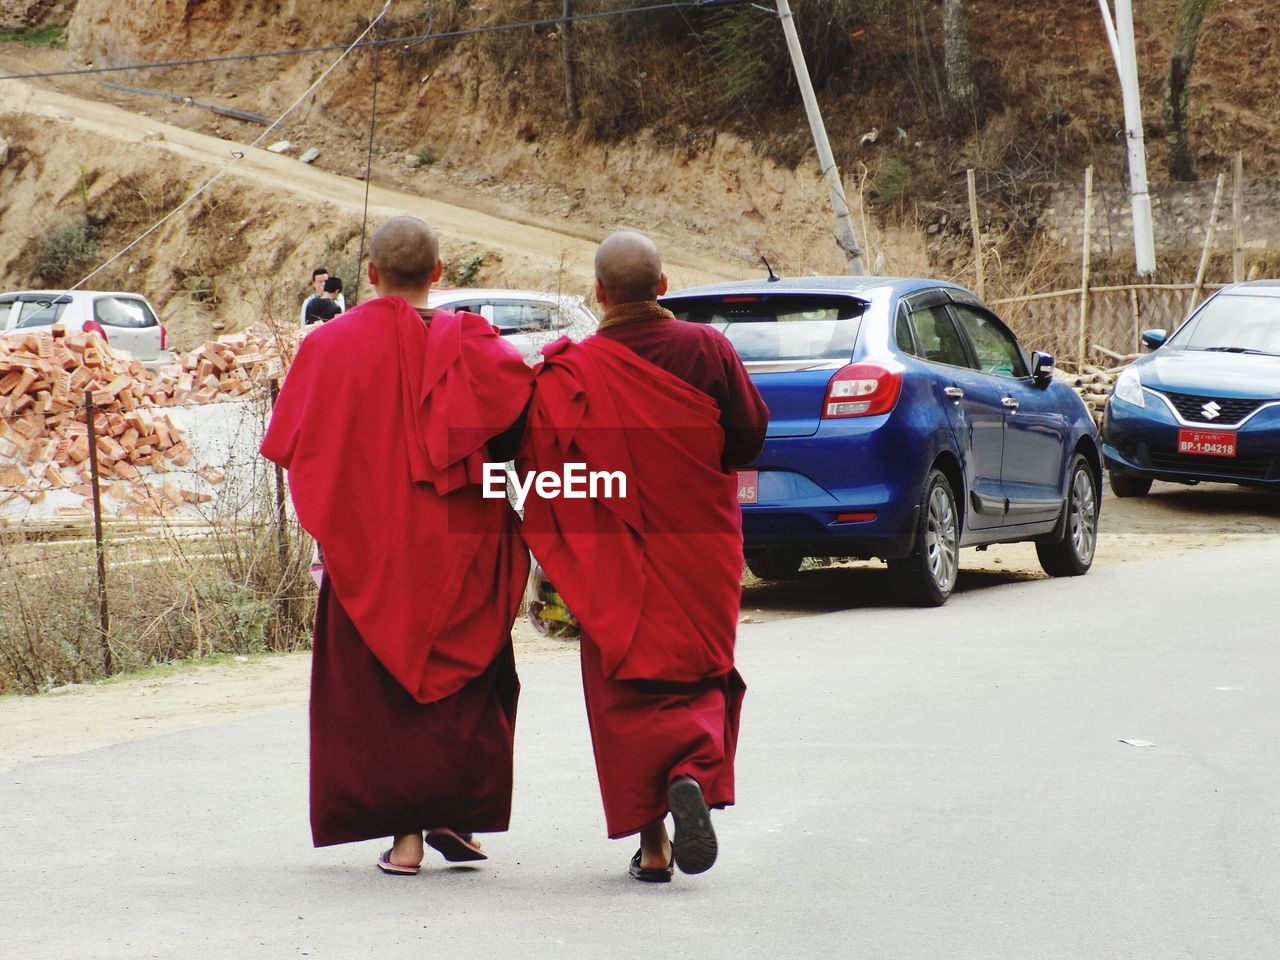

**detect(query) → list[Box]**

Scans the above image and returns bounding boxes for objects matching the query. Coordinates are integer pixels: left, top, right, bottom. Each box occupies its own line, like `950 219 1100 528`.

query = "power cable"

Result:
61 0 394 295
0 1 753 83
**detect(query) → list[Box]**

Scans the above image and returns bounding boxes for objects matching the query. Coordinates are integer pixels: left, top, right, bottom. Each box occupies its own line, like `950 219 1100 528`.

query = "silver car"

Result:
426 288 598 361
0 290 171 368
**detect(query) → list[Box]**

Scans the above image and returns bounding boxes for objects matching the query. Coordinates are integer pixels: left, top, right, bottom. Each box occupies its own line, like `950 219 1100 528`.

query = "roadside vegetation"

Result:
0 24 65 47
0 402 314 695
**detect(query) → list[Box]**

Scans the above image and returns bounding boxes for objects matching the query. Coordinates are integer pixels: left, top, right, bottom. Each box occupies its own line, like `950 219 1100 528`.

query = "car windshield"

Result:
1169 293 1280 356
664 295 864 361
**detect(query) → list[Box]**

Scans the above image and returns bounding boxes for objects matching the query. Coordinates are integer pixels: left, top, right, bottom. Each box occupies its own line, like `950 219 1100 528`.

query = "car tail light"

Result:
83 321 109 342
160 324 167 350
823 362 902 418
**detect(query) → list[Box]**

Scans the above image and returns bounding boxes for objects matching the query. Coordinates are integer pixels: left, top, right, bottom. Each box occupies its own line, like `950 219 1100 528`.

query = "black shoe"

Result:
667 776 718 875
628 849 674 883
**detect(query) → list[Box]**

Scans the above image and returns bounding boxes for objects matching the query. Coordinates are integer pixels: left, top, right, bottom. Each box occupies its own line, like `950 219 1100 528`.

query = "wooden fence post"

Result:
1191 172 1225 310
83 390 111 675
967 168 984 299
268 378 292 648
1129 287 1141 354
1232 151 1244 284
1078 166 1094 369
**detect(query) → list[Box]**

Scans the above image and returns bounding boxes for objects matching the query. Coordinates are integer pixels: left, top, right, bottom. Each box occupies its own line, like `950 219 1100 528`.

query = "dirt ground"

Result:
3 480 1277 773
0 618 574 773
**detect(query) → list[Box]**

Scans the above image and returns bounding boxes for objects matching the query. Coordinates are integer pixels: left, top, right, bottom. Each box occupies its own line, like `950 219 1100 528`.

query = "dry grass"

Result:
0 399 313 695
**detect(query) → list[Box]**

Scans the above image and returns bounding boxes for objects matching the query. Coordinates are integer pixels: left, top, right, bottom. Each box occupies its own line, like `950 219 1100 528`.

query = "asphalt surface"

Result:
3 536 1279 959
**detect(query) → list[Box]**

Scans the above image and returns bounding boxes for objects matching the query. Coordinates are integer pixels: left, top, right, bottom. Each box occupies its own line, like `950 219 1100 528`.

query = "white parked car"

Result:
0 290 171 368
426 288 598 360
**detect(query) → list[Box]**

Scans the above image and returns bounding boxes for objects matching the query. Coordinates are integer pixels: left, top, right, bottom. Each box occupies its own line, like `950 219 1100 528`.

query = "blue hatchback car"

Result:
661 277 1102 605
1103 280 1280 496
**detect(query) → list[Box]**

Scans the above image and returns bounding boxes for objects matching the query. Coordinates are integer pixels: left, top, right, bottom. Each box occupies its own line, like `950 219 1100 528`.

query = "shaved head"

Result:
595 231 665 305
368 215 440 291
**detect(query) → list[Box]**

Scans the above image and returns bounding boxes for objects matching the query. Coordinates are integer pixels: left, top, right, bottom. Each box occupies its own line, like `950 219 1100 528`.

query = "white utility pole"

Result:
1098 0 1157 274
775 0 865 275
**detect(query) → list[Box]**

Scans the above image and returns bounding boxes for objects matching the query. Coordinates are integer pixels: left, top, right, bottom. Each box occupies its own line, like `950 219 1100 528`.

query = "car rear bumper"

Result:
1103 397 1280 487
740 417 934 560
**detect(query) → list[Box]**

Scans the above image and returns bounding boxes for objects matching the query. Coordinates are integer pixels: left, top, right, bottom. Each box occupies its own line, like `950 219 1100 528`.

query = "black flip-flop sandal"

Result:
376 848 420 876
628 849 674 883
425 828 488 863
668 777 718 875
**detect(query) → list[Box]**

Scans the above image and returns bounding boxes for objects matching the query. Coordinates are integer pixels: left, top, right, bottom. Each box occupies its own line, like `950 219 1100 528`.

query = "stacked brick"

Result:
0 327 293 516
153 332 287 404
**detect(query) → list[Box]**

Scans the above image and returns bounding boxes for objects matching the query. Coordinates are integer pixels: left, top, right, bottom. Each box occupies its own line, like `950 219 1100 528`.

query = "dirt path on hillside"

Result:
0 73 750 290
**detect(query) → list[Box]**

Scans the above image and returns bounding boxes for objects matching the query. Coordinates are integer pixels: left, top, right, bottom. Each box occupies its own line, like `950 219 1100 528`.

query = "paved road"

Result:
3 537 1278 959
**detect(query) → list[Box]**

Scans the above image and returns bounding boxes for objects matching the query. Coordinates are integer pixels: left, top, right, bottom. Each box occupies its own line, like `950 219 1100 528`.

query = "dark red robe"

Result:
260 296 533 846
518 314 767 837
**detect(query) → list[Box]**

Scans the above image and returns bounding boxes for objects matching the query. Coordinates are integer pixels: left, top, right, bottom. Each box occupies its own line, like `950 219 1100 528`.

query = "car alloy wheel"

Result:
1068 465 1097 565
890 468 962 606
1036 454 1100 578
925 482 959 593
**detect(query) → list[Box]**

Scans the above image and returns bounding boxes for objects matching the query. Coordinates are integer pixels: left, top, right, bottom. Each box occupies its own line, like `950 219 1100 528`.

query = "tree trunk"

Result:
1164 0 1216 181
561 0 580 126
942 0 978 118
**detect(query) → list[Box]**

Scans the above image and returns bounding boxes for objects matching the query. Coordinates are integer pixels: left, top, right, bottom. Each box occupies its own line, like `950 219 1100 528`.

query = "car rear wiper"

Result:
1200 346 1280 356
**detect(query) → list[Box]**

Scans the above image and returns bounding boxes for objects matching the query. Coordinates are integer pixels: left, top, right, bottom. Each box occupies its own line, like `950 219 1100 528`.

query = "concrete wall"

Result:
1042 178 1280 257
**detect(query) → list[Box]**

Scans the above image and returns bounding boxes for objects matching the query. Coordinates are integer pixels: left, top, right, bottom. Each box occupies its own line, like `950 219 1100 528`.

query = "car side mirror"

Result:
1141 329 1167 351
1030 351 1054 388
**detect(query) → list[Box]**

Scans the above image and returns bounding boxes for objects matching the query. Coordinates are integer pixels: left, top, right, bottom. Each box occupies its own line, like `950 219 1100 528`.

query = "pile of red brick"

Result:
0 327 293 515
154 332 287 404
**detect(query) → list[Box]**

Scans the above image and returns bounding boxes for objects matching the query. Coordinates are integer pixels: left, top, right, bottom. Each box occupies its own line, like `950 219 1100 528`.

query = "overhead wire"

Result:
57 0 395 295
0 1 754 83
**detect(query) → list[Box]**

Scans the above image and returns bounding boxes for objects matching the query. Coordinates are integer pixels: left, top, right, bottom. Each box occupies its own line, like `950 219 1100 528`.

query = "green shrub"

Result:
0 25 66 48
34 216 100 287
448 253 485 287
701 1 872 108
870 157 913 205
182 275 215 303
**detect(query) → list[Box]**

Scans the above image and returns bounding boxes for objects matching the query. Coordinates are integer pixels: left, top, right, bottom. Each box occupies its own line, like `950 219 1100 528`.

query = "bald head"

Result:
594 231 666 306
368 215 441 294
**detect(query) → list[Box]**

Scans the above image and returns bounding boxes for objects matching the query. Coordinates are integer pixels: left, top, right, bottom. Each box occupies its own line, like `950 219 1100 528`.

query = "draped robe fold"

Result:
260 297 533 845
518 325 767 837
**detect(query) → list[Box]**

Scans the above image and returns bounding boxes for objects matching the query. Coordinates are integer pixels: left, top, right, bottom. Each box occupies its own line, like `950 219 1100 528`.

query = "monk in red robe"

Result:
260 216 534 875
518 231 769 882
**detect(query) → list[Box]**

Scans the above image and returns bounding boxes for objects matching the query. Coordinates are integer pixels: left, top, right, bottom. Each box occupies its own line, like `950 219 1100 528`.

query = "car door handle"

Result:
1002 397 1021 410
944 386 965 399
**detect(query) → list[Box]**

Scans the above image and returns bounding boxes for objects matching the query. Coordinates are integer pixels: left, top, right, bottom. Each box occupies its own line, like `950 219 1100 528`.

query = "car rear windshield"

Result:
1170 293 1280 355
664 294 865 361
15 297 70 328
94 296 158 328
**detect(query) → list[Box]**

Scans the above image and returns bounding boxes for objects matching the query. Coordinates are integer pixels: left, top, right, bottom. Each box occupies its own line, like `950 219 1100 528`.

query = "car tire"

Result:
745 552 805 581
1108 472 1153 498
888 469 960 607
1037 454 1099 577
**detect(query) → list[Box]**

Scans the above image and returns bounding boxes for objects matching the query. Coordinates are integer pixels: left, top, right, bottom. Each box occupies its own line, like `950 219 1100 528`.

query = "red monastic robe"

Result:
260 297 533 846
518 318 768 837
